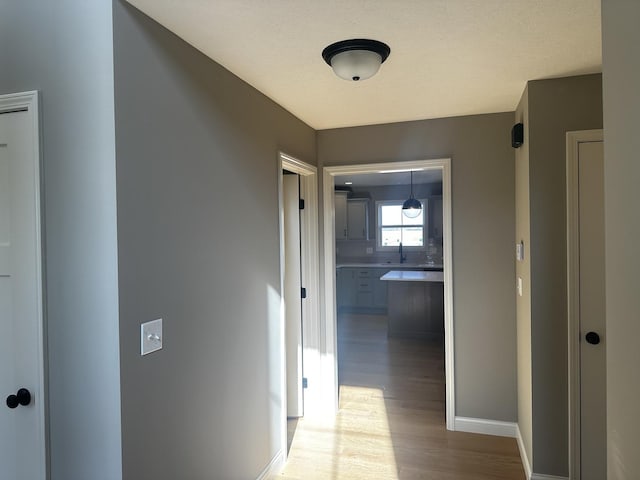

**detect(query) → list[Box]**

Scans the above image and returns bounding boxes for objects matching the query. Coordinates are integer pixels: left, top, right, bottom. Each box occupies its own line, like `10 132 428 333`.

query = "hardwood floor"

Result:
278 313 525 480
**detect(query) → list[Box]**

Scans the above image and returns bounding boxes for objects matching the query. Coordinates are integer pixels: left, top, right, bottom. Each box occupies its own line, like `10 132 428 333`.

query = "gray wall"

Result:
318 113 517 421
112 2 316 479
515 86 533 466
0 2 122 479
529 74 603 476
516 74 603 476
602 2 640 478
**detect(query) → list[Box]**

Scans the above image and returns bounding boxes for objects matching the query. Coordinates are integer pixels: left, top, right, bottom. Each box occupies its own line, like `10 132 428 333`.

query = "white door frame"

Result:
321 158 455 429
277 152 320 458
566 129 604 479
0 90 46 478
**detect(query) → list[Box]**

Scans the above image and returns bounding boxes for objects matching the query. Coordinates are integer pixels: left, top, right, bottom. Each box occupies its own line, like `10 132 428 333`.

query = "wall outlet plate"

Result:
141 318 163 355
366 247 373 254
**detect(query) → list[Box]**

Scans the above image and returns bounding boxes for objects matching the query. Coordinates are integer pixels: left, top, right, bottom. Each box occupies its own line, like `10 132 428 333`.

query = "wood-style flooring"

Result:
278 313 525 480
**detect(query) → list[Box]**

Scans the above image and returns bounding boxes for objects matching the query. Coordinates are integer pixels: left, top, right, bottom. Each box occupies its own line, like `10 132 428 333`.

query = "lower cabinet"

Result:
336 268 355 308
373 272 388 308
386 281 444 340
337 267 390 313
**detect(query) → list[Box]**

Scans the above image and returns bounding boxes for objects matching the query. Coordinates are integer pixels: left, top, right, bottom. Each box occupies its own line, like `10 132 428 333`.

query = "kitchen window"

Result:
376 200 427 250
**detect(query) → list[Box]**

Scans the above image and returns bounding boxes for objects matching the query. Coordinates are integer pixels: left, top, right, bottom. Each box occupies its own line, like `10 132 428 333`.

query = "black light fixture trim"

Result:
402 171 422 217
322 39 391 66
402 197 422 210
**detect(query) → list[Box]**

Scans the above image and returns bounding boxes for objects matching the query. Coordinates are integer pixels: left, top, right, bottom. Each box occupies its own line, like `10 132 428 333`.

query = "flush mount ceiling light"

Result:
322 39 391 82
402 171 422 218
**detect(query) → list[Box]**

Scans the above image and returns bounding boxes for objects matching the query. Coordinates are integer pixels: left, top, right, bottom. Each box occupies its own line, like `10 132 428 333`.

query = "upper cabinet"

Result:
334 192 369 240
429 196 443 239
335 191 348 240
347 199 369 240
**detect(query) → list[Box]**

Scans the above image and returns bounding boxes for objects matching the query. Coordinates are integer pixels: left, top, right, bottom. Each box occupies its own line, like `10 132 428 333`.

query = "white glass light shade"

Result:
402 197 422 218
330 50 382 81
402 206 422 218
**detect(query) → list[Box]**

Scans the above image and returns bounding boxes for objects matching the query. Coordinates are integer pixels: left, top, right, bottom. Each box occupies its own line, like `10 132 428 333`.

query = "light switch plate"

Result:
366 247 373 254
141 318 163 356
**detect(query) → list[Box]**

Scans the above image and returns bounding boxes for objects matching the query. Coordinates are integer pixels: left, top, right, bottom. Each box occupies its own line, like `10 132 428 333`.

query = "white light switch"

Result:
141 318 163 355
517 277 523 297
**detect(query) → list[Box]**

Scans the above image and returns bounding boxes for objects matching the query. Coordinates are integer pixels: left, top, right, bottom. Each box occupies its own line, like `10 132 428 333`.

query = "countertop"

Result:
380 270 444 282
337 263 443 269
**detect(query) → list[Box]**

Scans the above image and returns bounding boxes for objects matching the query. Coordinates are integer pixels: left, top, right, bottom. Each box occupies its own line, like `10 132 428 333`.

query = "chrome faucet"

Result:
399 242 407 264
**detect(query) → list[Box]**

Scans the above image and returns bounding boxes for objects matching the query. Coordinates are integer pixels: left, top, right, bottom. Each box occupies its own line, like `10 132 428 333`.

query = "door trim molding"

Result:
321 158 455 429
566 129 604 480
0 90 46 478
516 424 533 479
277 152 320 459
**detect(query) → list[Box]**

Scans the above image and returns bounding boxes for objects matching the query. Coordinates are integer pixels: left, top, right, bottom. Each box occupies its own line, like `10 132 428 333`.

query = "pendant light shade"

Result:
322 39 391 82
402 171 422 218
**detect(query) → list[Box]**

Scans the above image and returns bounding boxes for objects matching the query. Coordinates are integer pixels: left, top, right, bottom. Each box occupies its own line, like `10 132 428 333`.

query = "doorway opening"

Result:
277 152 320 460
321 158 455 428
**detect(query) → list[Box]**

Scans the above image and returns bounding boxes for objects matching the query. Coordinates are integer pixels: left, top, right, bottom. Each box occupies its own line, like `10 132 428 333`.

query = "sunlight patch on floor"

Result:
281 385 398 480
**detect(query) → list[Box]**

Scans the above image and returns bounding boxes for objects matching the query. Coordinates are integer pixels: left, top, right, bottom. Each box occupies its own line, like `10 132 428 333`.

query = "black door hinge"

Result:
301 287 307 299
299 199 305 210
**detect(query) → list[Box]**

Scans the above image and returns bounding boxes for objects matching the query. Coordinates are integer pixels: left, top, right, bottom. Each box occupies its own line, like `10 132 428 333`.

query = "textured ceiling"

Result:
126 0 601 130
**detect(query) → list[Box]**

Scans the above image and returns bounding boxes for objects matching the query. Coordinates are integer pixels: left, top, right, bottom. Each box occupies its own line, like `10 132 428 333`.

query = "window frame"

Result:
375 199 428 251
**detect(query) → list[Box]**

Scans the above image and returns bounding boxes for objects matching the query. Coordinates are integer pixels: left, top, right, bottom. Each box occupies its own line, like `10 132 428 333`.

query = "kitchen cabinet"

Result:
429 196 443 239
381 271 444 340
336 268 355 308
336 267 388 312
346 199 369 240
373 268 388 308
354 268 373 307
337 266 438 313
335 191 348 240
334 192 369 240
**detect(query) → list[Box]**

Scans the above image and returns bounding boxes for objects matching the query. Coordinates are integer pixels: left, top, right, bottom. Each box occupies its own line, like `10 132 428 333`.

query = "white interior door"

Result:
0 94 46 480
283 173 303 417
578 140 606 479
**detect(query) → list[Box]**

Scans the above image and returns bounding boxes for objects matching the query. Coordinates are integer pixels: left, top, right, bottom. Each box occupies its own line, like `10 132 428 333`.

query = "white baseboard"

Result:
515 425 568 480
256 449 284 480
453 416 518 437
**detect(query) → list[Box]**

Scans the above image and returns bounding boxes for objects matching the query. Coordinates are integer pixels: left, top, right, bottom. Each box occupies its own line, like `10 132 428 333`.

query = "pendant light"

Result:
322 39 391 82
402 171 422 218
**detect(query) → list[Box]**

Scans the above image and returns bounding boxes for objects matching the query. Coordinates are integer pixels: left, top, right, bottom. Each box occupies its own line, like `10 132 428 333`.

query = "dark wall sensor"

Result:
512 123 524 148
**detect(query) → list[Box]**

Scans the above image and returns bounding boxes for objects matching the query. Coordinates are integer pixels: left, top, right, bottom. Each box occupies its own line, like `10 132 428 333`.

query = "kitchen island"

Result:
380 270 444 339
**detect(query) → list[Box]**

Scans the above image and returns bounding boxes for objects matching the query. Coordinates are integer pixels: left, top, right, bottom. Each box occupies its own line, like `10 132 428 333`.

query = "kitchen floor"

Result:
279 313 525 480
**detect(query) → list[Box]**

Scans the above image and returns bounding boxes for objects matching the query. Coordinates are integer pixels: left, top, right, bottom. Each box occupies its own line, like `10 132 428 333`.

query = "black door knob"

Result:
585 331 601 345
6 388 31 409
